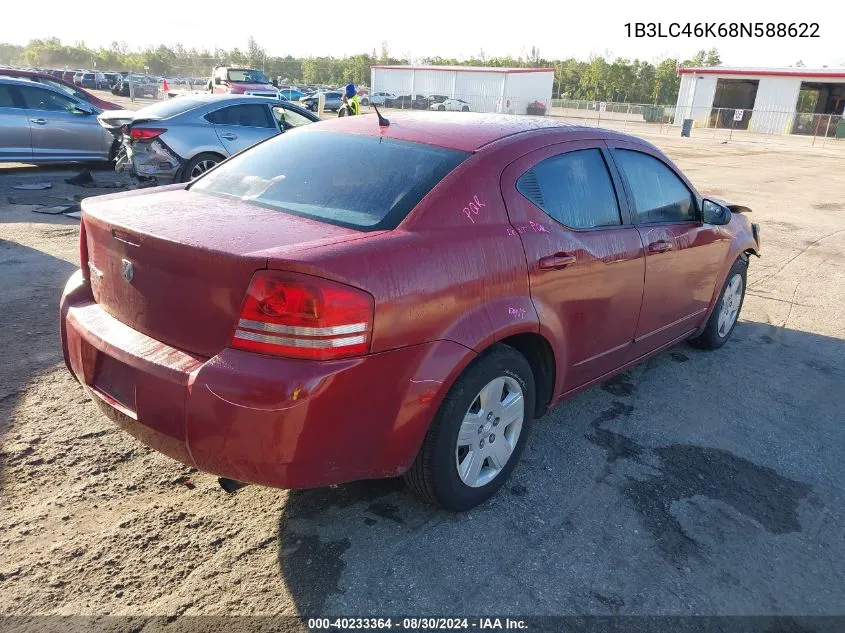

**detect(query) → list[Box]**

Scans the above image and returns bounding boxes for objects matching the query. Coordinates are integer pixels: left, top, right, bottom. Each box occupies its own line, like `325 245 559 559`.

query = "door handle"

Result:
539 253 577 269
31 118 47 125
219 133 237 140
648 240 673 253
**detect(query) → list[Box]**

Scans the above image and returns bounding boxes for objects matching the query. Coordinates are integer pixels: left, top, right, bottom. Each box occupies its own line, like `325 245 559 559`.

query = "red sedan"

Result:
60 112 760 510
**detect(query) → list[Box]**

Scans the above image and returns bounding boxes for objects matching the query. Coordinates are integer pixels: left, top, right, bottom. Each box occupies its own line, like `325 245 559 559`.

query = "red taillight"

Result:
129 127 166 141
79 220 90 281
230 272 374 360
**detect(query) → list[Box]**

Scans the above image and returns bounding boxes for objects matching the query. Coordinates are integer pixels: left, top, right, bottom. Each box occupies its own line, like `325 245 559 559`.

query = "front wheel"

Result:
405 344 535 511
461 106 470 112
438 105 445 111
689 258 747 350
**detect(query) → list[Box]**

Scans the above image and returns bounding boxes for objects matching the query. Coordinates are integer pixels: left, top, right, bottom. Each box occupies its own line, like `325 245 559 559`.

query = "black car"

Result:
111 74 158 98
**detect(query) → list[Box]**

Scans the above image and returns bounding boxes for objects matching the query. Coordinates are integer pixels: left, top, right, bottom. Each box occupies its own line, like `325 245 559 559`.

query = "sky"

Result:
2 0 844 68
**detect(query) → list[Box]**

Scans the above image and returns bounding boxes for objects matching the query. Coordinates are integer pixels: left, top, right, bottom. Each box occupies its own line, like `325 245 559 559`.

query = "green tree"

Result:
704 48 721 66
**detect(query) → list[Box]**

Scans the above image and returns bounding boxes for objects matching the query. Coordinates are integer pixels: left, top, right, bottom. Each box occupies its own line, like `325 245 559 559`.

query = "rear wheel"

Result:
438 105 445 111
181 152 223 182
405 344 534 511
689 258 747 350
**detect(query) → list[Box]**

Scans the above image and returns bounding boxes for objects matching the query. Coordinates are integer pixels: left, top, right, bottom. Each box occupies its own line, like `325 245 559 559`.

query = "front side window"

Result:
615 149 696 223
18 86 77 112
190 130 468 231
272 105 314 129
517 148 622 229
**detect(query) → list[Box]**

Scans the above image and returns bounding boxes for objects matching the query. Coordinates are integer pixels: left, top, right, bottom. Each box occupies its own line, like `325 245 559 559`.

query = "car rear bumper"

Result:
119 140 181 183
60 270 471 489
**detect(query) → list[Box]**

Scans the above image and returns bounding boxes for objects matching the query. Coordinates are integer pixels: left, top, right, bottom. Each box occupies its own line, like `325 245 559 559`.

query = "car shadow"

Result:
276 321 844 617
0 239 78 493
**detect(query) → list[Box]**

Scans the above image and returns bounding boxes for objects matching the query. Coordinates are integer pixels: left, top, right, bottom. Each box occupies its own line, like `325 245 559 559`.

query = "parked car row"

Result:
359 92 464 110
111 74 161 98
0 68 120 110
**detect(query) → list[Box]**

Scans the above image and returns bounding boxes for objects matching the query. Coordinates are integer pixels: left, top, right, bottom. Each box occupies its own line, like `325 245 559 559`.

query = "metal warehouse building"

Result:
674 66 845 136
371 65 555 115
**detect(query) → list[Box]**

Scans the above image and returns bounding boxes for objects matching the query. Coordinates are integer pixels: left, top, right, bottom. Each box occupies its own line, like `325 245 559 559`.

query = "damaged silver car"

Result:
98 94 319 183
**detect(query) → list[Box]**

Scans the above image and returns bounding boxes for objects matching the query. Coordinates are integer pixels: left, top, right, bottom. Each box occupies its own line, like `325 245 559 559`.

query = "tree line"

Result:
0 38 723 105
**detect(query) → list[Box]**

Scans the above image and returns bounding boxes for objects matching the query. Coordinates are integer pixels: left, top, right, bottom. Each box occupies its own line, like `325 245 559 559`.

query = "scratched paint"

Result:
508 307 527 318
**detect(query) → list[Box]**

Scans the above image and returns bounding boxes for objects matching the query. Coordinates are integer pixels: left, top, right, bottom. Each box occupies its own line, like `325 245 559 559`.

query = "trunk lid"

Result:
97 109 162 140
82 187 368 357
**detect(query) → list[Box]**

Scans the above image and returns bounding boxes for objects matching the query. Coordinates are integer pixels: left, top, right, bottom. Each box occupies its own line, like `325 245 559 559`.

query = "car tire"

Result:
688 257 747 350
438 105 445 111
405 344 535 511
361 98 369 106
462 106 470 112
180 152 224 183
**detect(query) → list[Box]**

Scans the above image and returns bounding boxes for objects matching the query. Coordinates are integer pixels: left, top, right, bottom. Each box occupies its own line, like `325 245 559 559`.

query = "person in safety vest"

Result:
340 83 360 116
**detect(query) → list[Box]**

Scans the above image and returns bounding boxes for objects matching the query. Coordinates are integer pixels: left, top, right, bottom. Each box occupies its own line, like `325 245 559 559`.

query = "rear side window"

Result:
0 86 17 108
190 131 468 231
615 150 695 223
206 104 274 128
517 148 621 229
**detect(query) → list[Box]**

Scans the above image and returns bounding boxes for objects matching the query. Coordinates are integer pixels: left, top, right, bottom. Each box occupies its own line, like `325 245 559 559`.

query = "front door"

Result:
206 104 278 155
608 141 731 358
501 140 646 395
17 85 108 161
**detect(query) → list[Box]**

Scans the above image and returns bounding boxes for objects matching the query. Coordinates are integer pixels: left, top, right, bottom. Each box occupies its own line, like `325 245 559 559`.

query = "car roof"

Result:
309 111 610 152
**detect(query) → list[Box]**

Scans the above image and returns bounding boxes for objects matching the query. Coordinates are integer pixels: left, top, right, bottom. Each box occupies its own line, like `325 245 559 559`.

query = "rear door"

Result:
0 84 32 162
608 141 731 358
18 85 109 160
502 140 646 393
205 103 278 155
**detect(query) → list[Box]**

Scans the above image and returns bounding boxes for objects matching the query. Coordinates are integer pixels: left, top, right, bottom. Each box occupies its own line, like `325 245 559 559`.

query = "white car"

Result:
430 98 471 112
363 91 396 106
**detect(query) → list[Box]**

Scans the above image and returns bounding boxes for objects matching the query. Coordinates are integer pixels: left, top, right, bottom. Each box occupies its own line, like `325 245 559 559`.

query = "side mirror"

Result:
214 77 223 85
701 199 731 225
272 79 279 87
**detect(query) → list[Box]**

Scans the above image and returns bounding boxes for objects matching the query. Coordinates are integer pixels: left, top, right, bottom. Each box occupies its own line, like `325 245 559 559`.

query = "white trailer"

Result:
371 65 555 115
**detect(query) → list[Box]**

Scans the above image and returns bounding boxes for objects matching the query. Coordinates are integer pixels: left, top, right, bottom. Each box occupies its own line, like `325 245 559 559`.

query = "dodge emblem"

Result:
121 259 134 282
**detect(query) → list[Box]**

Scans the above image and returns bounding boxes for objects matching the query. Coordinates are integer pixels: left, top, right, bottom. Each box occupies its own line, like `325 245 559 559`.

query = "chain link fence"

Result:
548 99 845 150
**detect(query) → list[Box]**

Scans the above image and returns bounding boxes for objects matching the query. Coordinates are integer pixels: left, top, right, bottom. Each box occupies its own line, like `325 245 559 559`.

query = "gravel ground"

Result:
0 125 844 629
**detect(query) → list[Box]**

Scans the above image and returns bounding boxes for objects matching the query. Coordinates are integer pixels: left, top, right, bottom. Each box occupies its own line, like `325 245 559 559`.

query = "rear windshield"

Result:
136 98 203 119
189 130 468 231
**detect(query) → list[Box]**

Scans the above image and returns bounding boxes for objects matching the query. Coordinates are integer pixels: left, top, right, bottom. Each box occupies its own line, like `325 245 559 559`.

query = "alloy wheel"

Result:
190 159 218 180
455 376 524 488
718 273 743 337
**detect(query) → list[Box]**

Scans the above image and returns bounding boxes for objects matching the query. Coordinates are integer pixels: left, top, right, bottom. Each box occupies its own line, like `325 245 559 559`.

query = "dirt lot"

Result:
1 113 844 627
